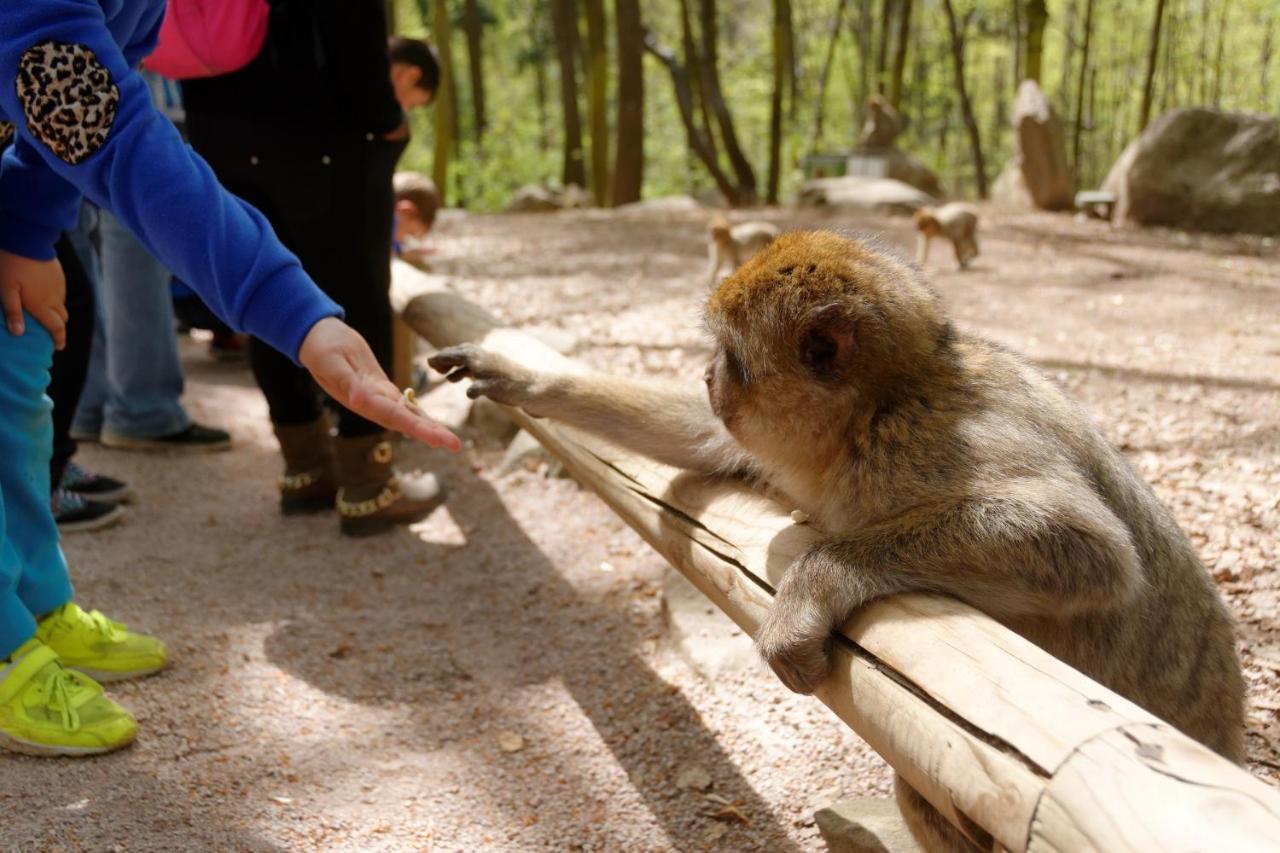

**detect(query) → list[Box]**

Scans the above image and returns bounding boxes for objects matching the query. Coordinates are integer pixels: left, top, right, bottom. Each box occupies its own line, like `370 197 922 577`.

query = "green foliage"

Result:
396 0 1278 210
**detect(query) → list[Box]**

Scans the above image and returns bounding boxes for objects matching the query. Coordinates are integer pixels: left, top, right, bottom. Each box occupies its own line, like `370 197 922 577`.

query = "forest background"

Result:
390 0 1279 212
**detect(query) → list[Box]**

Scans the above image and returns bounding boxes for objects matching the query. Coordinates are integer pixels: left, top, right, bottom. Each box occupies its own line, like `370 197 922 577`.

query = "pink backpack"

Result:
144 0 271 80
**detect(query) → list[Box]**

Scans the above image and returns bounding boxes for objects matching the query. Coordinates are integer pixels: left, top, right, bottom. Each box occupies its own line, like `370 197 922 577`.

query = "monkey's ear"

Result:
800 311 855 378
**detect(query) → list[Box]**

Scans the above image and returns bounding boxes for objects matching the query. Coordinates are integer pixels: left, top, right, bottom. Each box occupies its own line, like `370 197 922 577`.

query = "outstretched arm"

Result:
430 344 755 476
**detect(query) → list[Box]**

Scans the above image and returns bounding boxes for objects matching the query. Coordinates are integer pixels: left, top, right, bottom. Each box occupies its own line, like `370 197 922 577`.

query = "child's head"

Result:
388 37 440 111
393 172 441 242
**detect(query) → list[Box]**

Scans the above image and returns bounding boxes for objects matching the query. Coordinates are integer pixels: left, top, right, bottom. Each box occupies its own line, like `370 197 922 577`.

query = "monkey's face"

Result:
914 212 940 237
703 231 944 456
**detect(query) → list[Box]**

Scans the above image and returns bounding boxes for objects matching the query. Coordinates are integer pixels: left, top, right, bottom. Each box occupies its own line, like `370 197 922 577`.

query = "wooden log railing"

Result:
391 259 1280 852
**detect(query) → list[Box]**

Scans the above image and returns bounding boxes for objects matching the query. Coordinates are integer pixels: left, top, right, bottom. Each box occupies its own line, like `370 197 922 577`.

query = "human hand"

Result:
0 249 68 349
298 317 461 451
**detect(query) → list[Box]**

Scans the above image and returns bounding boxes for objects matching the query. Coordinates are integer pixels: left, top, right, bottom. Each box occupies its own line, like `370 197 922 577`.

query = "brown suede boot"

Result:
334 432 445 537
273 419 337 515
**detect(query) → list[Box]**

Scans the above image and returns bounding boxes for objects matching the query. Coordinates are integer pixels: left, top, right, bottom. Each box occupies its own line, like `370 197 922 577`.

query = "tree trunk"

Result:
698 0 758 203
550 0 587 188
583 0 609 206
1211 0 1230 108
1138 0 1167 132
887 0 912 109
1023 0 1047 83
1011 0 1022 82
612 0 644 206
852 0 873 135
767 0 792 204
1055 0 1076 103
875 0 894 94
643 31 740 205
940 0 987 198
679 0 716 152
813 0 850 144
462 0 487 143
431 0 456 204
1071 0 1094 189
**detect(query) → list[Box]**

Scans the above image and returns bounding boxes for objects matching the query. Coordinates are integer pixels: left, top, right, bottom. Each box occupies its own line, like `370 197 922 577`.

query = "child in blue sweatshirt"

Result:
0 0 460 756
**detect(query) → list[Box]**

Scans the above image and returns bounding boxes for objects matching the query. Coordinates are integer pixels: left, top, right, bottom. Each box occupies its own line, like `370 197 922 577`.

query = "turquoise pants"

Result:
0 318 73 659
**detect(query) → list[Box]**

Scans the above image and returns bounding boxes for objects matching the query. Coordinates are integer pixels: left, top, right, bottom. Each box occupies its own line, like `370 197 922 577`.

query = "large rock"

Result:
1103 108 1280 235
505 184 563 213
796 176 935 215
814 799 922 853
994 80 1072 211
851 147 942 197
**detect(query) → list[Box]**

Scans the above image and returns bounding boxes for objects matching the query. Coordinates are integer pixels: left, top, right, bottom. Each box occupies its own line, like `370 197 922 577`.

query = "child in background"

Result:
0 1 459 757
393 171 441 262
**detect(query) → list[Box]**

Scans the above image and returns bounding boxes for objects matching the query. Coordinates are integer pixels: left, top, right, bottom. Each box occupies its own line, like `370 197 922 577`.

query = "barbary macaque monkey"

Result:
914 203 979 270
858 93 905 148
706 215 780 286
429 231 1244 851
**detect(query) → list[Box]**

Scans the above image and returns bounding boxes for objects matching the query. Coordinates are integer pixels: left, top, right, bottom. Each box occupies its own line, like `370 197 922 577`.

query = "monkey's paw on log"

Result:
429 345 540 409
755 604 836 695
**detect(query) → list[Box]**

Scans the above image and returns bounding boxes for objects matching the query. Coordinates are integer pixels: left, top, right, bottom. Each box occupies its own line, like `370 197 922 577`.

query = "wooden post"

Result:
391 259 1280 851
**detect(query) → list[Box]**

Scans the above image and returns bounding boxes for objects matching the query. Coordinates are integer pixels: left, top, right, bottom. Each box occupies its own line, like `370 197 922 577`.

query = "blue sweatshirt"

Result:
0 0 341 361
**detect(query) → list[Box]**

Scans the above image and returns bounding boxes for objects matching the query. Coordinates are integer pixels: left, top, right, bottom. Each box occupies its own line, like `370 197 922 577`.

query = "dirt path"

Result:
3 205 1276 851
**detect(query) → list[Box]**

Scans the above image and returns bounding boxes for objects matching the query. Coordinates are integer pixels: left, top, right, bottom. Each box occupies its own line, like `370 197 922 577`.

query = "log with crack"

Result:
392 258 1280 852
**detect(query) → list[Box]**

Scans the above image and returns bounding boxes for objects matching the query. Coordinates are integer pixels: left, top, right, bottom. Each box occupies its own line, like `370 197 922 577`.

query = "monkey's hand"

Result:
429 344 544 410
756 543 881 695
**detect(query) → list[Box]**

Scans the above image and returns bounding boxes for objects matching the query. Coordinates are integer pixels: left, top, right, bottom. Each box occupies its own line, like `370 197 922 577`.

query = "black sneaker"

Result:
61 462 133 504
101 423 232 453
52 489 125 534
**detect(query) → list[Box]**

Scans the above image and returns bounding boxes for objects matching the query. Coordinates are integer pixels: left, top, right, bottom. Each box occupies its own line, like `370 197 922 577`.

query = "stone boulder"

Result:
505 184 563 213
849 146 942 197
993 80 1072 211
1103 108 1280 235
796 175 935 215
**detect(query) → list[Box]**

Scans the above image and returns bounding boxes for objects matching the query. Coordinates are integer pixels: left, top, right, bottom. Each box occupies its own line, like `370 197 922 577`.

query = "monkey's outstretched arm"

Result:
758 484 1143 693
429 344 756 476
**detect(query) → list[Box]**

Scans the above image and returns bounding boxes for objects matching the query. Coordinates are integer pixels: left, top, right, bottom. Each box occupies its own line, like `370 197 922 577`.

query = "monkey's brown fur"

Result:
914 203 979 270
430 231 1245 851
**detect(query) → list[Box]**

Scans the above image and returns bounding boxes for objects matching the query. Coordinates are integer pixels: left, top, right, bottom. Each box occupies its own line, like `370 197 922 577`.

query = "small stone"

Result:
497 731 525 753
675 763 712 791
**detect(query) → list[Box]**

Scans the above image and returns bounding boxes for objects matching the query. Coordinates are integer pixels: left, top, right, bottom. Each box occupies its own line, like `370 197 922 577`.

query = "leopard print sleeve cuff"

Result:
15 41 119 165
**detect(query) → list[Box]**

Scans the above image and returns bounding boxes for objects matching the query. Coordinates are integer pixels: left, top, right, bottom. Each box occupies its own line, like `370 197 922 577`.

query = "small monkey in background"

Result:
706 215 780 286
914 203 979 270
430 231 1244 851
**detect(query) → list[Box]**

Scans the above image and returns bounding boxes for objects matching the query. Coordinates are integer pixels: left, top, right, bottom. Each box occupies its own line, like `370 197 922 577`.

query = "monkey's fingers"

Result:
427 345 482 375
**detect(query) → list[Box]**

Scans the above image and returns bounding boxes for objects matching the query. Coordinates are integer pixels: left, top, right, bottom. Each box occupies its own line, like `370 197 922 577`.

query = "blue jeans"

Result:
70 205 191 440
0 319 73 658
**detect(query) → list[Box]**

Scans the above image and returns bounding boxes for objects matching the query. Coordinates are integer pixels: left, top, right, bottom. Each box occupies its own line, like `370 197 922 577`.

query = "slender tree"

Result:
940 0 987 197
1211 0 1230 107
767 0 793 203
813 0 850 143
698 0 758 203
612 0 643 205
583 0 609 205
462 0 487 142
1024 0 1048 82
1138 0 1167 131
431 0 457 203
1071 0 1095 187
549 0 587 187
644 30 740 205
875 0 894 94
1011 0 1022 81
887 0 913 108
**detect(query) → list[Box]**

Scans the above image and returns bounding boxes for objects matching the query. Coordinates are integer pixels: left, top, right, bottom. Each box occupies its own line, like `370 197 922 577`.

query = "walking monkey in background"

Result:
706 215 780 286
914 203 980 270
430 231 1245 851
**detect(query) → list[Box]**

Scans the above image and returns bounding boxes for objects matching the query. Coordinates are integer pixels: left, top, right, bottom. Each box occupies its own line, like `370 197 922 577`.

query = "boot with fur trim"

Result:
273 419 337 515
334 432 444 537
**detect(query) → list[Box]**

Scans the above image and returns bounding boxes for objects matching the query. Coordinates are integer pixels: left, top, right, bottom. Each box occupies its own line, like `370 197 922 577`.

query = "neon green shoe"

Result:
35 603 169 683
0 639 137 756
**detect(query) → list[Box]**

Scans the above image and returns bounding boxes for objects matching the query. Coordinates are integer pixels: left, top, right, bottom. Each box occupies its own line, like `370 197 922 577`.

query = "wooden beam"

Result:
392 259 1280 851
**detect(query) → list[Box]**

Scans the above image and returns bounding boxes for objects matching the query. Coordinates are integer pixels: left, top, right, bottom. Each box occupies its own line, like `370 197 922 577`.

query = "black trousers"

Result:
185 116 404 437
48 233 96 491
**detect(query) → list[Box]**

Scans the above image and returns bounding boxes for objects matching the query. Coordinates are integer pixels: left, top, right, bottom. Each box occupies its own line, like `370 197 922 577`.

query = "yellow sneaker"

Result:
0 639 137 756
35 603 168 683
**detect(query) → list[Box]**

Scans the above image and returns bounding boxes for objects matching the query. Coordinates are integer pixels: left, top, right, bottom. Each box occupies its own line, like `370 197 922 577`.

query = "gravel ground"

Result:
1 205 1276 852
